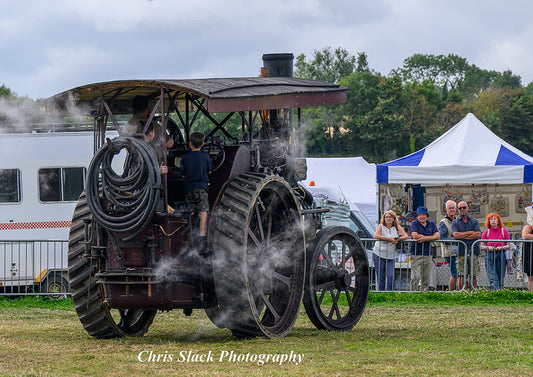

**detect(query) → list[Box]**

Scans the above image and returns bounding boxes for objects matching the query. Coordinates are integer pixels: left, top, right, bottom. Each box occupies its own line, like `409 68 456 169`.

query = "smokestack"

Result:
262 53 294 78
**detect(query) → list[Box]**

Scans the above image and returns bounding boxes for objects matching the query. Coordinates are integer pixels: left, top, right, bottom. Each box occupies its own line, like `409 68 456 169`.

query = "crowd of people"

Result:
373 202 533 292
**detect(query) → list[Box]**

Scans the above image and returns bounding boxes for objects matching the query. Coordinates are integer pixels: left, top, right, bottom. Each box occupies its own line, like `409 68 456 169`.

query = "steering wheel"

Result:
201 143 225 173
155 116 185 144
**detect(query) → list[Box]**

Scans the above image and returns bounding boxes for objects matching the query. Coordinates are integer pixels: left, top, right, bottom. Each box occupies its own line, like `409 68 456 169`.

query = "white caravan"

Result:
0 131 98 294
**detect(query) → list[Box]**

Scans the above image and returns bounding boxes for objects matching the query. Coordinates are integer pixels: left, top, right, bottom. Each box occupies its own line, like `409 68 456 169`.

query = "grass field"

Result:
0 291 532 377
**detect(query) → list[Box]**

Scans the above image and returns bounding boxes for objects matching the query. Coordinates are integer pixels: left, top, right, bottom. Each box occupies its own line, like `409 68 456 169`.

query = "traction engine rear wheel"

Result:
210 173 305 338
303 226 369 331
68 192 157 338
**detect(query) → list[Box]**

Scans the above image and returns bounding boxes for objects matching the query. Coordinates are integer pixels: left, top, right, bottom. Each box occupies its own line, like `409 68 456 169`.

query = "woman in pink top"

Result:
480 213 509 290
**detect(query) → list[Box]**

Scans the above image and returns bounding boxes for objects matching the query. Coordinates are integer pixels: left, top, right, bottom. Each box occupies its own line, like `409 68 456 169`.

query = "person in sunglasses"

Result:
439 200 458 291
452 202 482 289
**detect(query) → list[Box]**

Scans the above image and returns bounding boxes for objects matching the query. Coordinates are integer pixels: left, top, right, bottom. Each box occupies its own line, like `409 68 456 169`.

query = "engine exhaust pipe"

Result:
262 53 294 78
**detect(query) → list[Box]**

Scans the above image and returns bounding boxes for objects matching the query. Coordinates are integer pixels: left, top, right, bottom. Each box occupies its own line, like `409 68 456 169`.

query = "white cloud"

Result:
477 23 533 85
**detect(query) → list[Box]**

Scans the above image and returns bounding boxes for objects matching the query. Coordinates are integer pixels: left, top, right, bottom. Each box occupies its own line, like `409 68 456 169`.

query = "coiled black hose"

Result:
86 137 161 241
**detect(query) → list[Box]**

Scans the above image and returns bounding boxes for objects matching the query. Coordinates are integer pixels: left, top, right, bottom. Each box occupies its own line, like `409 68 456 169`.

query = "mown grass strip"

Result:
366 289 533 306
0 303 531 377
1 289 531 311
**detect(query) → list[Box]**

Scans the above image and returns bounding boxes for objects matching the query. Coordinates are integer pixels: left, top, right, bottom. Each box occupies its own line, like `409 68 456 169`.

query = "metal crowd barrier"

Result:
1 238 530 296
0 240 69 297
359 238 530 292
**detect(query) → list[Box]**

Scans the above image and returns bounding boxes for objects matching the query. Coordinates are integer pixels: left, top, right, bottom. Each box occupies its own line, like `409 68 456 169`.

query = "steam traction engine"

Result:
49 54 369 339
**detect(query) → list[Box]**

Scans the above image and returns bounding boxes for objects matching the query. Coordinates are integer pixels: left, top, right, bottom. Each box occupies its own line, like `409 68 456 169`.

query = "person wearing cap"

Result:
452 201 481 289
520 205 533 291
410 206 440 291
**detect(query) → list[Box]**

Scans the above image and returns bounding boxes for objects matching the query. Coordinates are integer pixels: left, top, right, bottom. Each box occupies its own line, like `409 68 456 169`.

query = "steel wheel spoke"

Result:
272 271 292 287
270 230 294 244
327 241 335 264
317 289 326 305
320 250 337 270
248 228 261 247
314 280 336 291
340 241 347 269
344 289 353 307
255 204 265 241
261 293 281 322
327 289 342 320
266 214 273 245
261 196 277 225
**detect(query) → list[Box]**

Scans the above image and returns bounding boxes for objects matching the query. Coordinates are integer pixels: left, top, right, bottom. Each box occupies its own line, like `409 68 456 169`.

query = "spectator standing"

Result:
480 213 509 290
520 206 533 291
410 206 440 291
373 210 408 291
452 201 481 289
439 200 458 291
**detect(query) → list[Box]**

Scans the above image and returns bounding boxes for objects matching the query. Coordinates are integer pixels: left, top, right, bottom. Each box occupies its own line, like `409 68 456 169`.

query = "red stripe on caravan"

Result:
0 221 71 230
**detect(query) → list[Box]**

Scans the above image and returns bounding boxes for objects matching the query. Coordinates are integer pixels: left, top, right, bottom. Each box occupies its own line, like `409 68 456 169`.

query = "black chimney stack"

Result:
262 53 294 77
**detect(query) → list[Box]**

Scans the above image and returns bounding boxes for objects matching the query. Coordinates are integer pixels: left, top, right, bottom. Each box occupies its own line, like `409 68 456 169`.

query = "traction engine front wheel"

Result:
303 226 369 331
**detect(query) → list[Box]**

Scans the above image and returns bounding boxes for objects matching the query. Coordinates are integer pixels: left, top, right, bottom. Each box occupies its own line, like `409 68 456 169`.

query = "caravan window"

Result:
0 169 21 203
39 167 86 202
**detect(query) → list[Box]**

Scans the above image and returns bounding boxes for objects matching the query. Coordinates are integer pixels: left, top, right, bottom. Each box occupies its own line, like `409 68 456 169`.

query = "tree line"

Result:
295 47 533 163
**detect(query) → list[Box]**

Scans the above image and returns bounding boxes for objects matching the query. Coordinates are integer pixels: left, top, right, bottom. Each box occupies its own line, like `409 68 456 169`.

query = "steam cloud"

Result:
0 93 93 134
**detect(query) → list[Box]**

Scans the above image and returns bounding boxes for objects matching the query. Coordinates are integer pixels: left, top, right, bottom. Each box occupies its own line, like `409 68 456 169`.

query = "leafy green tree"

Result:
402 80 443 152
492 69 522 89
0 84 14 98
397 53 470 91
469 87 533 155
356 52 369 73
295 47 356 83
398 54 524 100
338 73 409 162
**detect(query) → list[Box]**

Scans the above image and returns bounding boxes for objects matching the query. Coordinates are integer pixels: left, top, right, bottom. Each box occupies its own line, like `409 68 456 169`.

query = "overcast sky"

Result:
2 0 532 99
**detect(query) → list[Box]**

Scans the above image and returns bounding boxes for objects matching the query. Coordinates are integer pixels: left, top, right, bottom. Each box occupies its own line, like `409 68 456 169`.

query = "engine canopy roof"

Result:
46 77 347 115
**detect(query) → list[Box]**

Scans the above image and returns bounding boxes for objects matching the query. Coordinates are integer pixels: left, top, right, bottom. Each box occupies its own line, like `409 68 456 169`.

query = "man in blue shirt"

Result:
452 201 481 289
410 206 440 291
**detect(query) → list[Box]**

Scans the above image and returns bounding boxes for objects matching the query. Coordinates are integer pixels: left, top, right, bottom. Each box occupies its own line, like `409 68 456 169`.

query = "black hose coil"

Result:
86 137 162 240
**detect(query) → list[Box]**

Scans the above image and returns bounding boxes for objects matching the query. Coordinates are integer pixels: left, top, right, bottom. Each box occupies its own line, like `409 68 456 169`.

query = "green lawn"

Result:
0 291 531 377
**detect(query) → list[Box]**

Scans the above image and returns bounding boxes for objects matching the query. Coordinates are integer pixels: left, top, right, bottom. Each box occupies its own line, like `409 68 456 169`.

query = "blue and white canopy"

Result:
377 113 533 184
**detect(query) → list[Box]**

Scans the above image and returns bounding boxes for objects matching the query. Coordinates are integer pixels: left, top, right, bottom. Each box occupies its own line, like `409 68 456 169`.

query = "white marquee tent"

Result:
377 113 533 185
